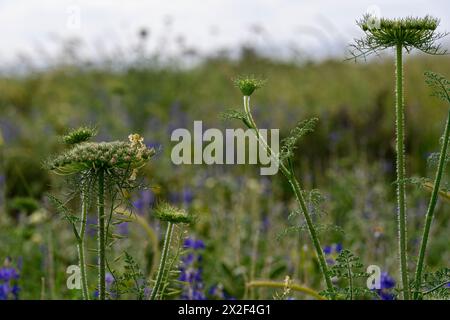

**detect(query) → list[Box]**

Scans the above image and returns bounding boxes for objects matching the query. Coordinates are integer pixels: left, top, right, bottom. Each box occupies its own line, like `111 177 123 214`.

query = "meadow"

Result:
0 18 449 300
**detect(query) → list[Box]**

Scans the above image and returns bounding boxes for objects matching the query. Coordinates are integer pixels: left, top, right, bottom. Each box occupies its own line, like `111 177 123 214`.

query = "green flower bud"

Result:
62 126 97 145
233 75 266 96
153 202 193 224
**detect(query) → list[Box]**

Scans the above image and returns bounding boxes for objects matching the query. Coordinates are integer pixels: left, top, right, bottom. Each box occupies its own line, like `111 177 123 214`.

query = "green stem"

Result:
395 44 410 300
97 169 106 300
78 186 89 300
150 222 174 300
243 96 334 295
288 177 334 294
413 109 450 299
347 259 353 300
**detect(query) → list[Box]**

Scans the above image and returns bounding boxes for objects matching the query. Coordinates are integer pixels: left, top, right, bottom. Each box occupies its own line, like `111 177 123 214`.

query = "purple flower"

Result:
0 267 19 281
183 238 205 250
117 222 129 236
132 190 155 215
380 272 395 289
182 188 194 205
323 246 332 255
179 237 206 300
0 258 20 300
374 271 396 300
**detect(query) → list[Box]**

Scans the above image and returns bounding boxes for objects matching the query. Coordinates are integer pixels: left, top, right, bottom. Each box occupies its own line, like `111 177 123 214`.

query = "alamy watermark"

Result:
170 121 280 175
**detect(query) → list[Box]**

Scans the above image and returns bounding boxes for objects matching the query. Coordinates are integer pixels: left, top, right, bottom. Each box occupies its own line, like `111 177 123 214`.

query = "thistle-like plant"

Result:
223 76 335 296
350 15 447 300
150 202 193 300
413 72 450 299
48 130 155 300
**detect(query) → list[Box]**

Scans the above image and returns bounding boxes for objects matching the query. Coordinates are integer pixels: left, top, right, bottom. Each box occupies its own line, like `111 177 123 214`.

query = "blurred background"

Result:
0 0 449 299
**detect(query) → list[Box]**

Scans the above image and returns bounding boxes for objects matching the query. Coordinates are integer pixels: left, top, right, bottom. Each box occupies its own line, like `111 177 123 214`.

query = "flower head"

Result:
0 258 20 300
350 15 447 59
48 135 155 175
179 237 206 300
233 75 266 96
62 126 97 145
153 202 193 224
373 271 396 300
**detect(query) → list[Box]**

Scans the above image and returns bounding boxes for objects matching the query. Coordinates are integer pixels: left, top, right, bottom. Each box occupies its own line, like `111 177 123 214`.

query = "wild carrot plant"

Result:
48 128 155 299
413 72 450 299
350 15 447 299
150 202 192 300
223 76 334 296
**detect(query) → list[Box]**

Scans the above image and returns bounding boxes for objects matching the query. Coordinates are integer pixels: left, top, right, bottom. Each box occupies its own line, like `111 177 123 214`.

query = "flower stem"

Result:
150 222 174 300
413 108 450 299
287 176 334 294
243 96 334 296
395 44 410 300
78 185 89 300
97 168 106 300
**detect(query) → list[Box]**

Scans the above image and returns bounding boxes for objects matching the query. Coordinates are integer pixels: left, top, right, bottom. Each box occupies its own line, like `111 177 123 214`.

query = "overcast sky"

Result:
1 0 449 65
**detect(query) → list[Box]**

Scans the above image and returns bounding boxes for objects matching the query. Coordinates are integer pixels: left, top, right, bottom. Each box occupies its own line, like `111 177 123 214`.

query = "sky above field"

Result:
1 0 449 65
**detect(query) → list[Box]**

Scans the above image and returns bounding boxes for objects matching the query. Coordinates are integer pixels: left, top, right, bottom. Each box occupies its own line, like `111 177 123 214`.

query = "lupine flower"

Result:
374 272 396 300
117 222 129 236
208 283 234 300
183 238 205 250
179 238 206 300
132 189 155 215
323 243 343 265
0 258 20 300
169 188 195 206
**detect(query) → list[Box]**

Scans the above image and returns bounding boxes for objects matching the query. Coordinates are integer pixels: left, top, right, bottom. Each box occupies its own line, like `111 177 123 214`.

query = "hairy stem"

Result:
150 222 174 300
97 169 106 300
395 44 410 300
414 109 450 299
243 96 334 295
346 259 353 300
78 185 89 300
288 177 334 294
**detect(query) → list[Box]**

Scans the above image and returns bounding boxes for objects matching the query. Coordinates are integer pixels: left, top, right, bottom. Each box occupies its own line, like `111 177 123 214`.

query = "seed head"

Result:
48 134 155 175
62 126 97 145
350 15 447 59
233 75 266 96
153 202 193 224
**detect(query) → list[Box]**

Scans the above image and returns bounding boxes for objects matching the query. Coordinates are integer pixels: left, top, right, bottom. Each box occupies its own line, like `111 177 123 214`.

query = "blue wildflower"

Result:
323 246 333 255
179 237 206 300
323 243 343 265
0 258 20 300
117 222 129 236
132 189 155 215
183 238 205 250
374 271 396 300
